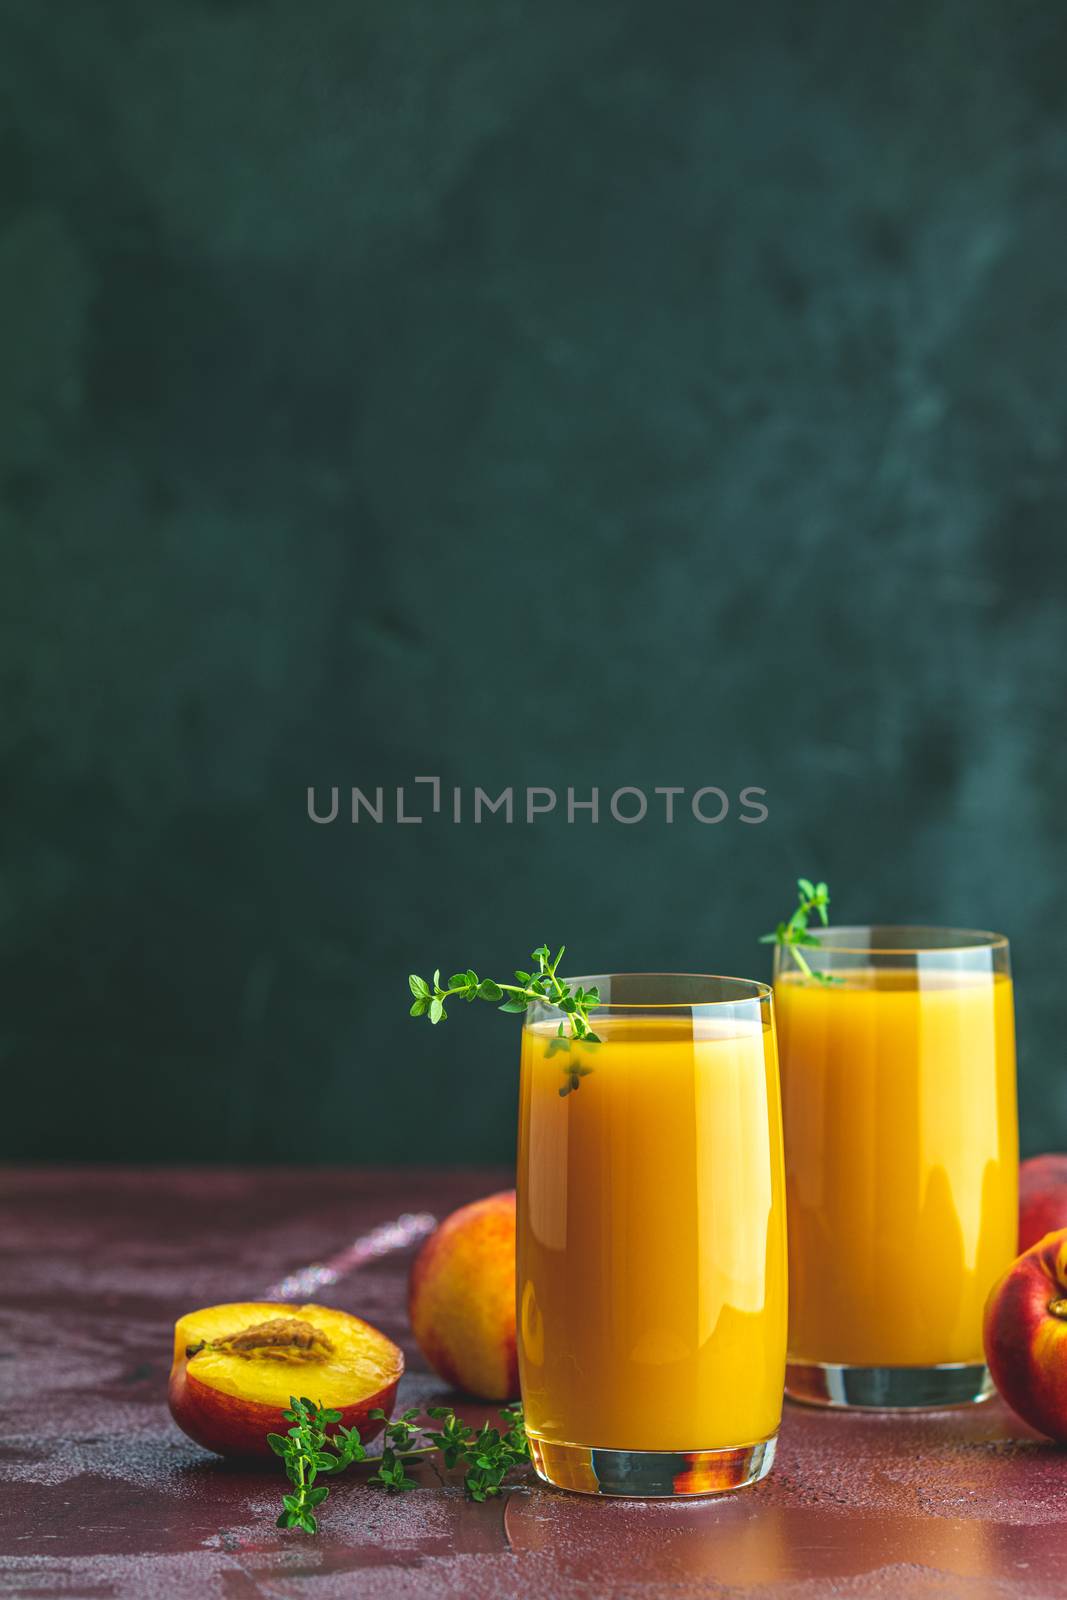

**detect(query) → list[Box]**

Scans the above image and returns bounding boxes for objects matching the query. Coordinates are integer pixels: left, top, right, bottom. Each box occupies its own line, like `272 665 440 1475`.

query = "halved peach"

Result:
168 1301 404 1458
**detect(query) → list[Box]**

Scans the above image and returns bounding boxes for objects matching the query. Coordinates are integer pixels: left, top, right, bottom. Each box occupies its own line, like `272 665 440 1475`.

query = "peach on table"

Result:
408 1191 519 1402
985 1228 1067 1441
168 1301 403 1458
1018 1154 1067 1254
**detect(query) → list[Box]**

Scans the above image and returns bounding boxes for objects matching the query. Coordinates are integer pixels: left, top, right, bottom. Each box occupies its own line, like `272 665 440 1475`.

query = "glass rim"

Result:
529 972 772 1013
799 925 1009 956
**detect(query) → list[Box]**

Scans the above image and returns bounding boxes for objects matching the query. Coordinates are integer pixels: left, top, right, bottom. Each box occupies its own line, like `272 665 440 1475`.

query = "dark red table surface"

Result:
3 1167 1067 1600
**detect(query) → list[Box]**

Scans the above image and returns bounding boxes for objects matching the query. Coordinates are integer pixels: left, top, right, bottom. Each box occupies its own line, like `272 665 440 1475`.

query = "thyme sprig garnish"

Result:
409 944 602 1093
760 877 836 983
409 944 600 1041
270 1398 530 1531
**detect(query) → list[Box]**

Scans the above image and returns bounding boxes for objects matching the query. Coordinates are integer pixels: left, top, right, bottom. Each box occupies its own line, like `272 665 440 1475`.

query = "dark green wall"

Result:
3 1 1066 1163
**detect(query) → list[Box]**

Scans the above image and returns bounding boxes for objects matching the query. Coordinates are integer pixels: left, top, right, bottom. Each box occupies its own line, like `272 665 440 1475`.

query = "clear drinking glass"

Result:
517 974 787 1497
774 928 1018 1409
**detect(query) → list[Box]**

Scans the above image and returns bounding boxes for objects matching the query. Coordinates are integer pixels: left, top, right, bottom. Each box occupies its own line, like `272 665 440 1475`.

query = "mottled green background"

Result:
3 1 1066 1163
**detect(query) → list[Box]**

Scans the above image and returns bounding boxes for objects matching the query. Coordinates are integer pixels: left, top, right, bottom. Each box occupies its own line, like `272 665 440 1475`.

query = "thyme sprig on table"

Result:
367 1407 421 1493
760 877 836 984
268 1397 367 1533
270 1398 530 1532
409 944 602 1094
426 1402 529 1502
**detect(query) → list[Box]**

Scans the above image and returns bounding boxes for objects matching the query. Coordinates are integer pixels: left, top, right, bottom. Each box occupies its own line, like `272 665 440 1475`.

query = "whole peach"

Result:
1018 1154 1067 1254
408 1191 518 1400
984 1229 1067 1441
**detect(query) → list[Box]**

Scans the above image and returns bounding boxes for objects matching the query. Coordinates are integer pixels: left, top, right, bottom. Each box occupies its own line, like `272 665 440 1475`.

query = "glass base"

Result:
527 1433 777 1497
786 1360 995 1410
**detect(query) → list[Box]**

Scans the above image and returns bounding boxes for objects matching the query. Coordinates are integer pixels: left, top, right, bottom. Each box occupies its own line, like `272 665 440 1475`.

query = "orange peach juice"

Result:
775 968 1018 1367
517 1011 787 1451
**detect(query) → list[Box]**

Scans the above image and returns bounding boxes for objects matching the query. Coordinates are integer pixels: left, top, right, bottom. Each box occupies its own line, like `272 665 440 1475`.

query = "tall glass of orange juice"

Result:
517 974 787 1497
774 928 1017 1409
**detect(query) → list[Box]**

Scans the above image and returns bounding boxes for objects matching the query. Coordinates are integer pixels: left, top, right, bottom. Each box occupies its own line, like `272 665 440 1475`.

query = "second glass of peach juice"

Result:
774 928 1018 1409
517 974 788 1497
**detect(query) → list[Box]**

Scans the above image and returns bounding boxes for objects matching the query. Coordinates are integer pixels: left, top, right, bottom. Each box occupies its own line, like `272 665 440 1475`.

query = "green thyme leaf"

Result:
405 945 602 1088
759 878 837 983
272 1397 366 1535
270 1402 531 1534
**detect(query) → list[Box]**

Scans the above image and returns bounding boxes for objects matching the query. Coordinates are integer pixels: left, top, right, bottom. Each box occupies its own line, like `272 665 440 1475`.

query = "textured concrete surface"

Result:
3 1166 1066 1598
3 2 1067 1167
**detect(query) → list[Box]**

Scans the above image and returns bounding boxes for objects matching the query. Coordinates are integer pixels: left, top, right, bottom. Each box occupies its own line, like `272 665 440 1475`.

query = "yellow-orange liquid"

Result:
775 968 1018 1367
517 1013 787 1451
